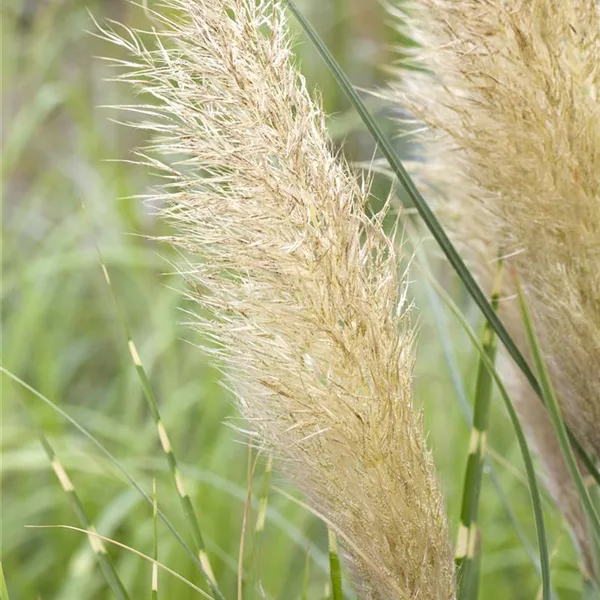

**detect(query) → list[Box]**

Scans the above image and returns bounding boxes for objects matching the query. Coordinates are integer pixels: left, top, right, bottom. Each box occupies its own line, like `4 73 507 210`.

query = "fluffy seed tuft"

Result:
102 1 456 598
386 0 600 569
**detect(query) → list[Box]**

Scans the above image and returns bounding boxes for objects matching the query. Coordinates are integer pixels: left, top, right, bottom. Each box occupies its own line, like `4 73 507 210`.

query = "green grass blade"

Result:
247 455 273 597
327 528 343 600
301 546 311 600
81 204 223 599
1 563 10 600
238 446 258 600
424 279 551 600
1 368 214 583
516 278 600 552
415 246 545 579
29 525 213 598
26 422 130 600
455 263 503 599
284 0 600 488
254 455 273 543
151 477 158 600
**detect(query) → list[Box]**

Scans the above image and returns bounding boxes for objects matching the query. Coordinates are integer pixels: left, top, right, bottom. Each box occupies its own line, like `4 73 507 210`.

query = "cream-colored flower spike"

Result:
386 0 600 570
102 1 455 598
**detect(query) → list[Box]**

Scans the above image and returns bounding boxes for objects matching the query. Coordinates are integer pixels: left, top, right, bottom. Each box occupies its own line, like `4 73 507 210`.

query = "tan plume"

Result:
101 1 456 598
385 0 600 570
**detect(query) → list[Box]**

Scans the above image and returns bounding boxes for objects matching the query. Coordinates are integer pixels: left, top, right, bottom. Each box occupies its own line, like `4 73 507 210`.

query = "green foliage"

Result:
1 564 10 600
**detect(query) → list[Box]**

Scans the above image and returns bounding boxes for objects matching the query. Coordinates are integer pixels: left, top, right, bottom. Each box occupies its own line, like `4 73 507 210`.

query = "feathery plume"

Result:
102 1 455 598
386 0 600 569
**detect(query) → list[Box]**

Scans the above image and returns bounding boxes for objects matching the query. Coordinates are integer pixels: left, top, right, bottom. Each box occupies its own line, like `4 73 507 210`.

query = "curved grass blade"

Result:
20 412 131 600
327 528 343 600
422 278 551 600
80 202 223 599
284 0 600 488
1 368 215 583
455 263 503 599
28 525 214 599
515 277 600 552
414 243 546 581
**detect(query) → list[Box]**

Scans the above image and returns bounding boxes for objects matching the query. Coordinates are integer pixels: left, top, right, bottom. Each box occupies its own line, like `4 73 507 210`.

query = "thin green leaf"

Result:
327 528 343 600
301 546 311 600
456 263 503 599
414 244 547 584
284 0 600 488
21 413 130 600
516 277 600 551
80 202 223 599
151 477 158 600
416 248 548 585
1 563 10 600
28 525 213 599
0 368 213 583
238 446 258 600
247 455 274 598
424 278 551 600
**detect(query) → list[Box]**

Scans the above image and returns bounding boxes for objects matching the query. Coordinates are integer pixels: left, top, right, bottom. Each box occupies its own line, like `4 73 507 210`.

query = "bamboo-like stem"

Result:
81 203 223 599
425 278 551 600
35 426 130 600
455 263 503 598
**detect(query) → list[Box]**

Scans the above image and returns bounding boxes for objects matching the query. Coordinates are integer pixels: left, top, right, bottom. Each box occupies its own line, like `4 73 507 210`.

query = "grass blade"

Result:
301 546 311 600
284 0 600 488
28 525 214 599
424 278 551 599
151 477 158 600
238 445 258 600
1 368 214 583
1 563 10 600
327 528 343 600
515 276 600 551
81 203 223 599
26 422 131 600
414 243 546 580
248 455 274 597
455 263 503 599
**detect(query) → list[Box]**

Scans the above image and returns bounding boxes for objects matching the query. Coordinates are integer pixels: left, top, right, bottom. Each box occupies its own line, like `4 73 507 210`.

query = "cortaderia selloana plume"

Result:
100 0 456 598
385 0 600 574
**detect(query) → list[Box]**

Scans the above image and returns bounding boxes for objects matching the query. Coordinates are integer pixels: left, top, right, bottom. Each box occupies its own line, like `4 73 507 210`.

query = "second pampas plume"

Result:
387 0 600 571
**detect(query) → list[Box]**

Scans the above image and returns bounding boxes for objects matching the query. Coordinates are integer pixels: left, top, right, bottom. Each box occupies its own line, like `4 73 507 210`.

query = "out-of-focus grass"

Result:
0 1 585 599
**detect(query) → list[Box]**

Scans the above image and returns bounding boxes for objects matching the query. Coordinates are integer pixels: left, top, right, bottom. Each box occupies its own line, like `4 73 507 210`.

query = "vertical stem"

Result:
455 263 503 598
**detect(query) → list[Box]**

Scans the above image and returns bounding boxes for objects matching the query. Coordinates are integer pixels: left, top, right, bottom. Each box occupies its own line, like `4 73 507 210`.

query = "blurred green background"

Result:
1 1 585 598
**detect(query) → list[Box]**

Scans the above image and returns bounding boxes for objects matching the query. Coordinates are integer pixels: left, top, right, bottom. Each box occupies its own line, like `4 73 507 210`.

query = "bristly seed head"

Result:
101 1 456 598
386 0 600 571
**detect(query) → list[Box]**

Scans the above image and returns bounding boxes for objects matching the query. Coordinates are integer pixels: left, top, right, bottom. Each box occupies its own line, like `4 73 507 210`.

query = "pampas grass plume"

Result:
101 1 455 597
387 0 600 569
